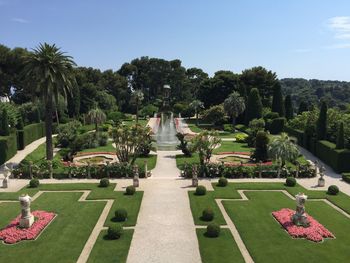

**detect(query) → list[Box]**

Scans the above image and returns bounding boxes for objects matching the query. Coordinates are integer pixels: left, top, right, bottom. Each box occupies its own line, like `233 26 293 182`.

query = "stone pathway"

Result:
126 150 202 263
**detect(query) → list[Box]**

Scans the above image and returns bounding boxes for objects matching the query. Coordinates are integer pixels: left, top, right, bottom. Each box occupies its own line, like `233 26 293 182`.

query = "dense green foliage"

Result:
252 131 269 162
286 177 296 187
0 133 18 164
29 178 40 188
336 122 345 149
99 178 110 187
245 88 263 125
196 185 207 196
284 95 293 120
271 83 284 117
206 223 220 238
316 101 328 140
202 207 214 221
114 209 128 222
328 185 339 195
0 108 10 136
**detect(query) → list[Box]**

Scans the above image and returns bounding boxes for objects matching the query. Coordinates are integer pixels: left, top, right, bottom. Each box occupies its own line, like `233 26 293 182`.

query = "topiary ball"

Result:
206 223 220 238
328 185 339 195
29 178 40 188
99 178 110 187
107 225 123 239
286 177 296 187
195 185 207 196
126 185 136 195
115 209 128 222
217 177 228 187
202 207 214 221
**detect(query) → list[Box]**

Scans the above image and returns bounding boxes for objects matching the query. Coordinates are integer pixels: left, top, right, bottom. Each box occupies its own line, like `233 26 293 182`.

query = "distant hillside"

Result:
280 78 350 110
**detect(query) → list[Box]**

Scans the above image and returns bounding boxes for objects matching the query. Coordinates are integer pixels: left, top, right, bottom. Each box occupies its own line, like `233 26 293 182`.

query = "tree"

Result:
87 107 106 132
189 100 204 125
191 131 221 165
316 101 328 140
336 122 345 149
131 90 144 124
245 88 263 125
268 133 300 166
271 83 284 117
298 101 308 114
251 131 269 162
202 105 225 126
176 132 192 157
0 109 10 136
223 92 246 127
24 43 76 160
112 125 153 164
284 95 294 120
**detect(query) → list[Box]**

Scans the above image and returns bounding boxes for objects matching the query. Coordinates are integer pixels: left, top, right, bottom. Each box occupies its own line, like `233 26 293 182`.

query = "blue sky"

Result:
1 0 350 80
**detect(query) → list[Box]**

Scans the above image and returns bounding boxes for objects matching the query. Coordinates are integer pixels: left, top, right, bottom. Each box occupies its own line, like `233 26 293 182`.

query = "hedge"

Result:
17 123 45 150
315 141 350 173
0 133 18 165
268 117 285 135
284 126 304 146
342 173 350 184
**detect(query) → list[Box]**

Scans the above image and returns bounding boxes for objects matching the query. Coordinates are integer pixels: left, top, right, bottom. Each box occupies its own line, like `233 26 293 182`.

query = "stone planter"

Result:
318 177 325 187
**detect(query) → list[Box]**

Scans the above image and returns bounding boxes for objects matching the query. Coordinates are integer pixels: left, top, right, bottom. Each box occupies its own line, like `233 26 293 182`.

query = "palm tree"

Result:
268 133 300 167
24 43 76 160
190 100 204 125
87 107 106 132
224 91 245 127
131 90 144 124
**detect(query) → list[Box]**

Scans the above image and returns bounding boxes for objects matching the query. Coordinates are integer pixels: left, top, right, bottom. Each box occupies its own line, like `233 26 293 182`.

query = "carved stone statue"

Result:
192 165 198 187
19 194 34 228
292 193 310 227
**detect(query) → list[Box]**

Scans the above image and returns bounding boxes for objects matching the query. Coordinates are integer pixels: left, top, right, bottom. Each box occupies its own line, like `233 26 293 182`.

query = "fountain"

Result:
156 112 179 150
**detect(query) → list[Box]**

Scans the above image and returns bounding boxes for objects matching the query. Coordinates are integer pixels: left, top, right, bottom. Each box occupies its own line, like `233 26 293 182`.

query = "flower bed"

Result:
216 151 251 156
0 210 56 244
272 208 334 242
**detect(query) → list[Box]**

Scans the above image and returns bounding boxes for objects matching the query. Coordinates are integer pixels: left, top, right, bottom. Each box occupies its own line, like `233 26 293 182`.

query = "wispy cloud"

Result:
328 16 350 39
11 17 29 24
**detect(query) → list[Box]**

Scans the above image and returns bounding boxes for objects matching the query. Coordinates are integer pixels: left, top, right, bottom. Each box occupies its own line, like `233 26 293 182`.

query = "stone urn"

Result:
192 166 198 187
2 176 8 188
292 193 310 227
19 194 34 228
133 165 139 187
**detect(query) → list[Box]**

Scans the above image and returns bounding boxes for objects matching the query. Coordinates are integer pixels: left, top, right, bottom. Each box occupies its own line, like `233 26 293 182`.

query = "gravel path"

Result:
126 151 202 263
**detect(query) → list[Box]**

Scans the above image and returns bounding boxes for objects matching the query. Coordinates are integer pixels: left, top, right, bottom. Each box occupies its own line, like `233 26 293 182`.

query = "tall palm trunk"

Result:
45 96 54 160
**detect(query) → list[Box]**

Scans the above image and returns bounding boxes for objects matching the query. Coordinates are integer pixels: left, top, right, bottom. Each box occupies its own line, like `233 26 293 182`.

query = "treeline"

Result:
280 78 350 110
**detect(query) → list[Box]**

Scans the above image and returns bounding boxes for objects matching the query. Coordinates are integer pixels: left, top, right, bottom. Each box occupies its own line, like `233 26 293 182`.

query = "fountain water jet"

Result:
156 112 179 151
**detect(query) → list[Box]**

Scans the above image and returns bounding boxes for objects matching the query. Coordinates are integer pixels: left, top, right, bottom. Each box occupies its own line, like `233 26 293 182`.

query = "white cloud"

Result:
328 16 350 39
324 43 350 49
11 17 29 23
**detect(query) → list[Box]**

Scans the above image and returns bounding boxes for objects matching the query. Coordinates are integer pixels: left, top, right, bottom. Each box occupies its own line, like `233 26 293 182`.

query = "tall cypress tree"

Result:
271 83 284 117
336 122 345 149
244 88 263 125
284 95 294 120
0 109 10 136
298 101 308 114
316 101 328 140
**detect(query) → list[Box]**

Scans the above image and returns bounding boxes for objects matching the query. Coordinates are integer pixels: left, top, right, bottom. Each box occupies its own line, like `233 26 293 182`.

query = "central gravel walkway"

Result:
126 151 202 263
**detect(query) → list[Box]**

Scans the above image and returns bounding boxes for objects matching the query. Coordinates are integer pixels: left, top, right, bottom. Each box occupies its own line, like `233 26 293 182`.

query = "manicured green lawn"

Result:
190 182 350 263
197 228 245 263
176 153 199 169
80 141 116 153
0 183 143 262
223 191 350 262
87 229 134 263
214 141 253 154
122 119 148 127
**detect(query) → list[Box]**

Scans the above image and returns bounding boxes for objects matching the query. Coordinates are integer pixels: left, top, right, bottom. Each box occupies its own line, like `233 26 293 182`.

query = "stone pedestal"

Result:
2 177 8 188
192 177 198 187
19 194 34 228
318 177 325 187
133 177 139 187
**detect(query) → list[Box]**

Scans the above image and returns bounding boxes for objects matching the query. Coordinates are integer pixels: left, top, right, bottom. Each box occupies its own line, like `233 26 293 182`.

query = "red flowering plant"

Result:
272 208 334 242
0 211 56 244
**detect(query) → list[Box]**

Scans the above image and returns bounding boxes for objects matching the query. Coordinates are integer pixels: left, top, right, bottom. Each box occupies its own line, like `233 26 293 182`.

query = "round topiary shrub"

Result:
328 185 339 195
115 209 128 222
195 185 207 196
107 225 123 239
29 178 40 188
206 223 220 238
202 207 214 221
286 177 296 187
126 185 136 195
99 178 110 188
217 177 228 187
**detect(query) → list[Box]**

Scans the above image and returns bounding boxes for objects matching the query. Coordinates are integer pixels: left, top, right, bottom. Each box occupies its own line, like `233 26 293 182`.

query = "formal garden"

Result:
1 41 350 263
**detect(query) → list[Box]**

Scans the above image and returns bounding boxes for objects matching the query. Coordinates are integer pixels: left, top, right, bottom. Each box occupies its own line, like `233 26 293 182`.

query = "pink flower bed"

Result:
0 210 56 244
272 208 334 242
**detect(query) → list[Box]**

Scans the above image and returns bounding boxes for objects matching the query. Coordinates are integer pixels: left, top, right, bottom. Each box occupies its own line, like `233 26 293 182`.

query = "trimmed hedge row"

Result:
285 126 350 173
0 133 18 165
17 122 45 150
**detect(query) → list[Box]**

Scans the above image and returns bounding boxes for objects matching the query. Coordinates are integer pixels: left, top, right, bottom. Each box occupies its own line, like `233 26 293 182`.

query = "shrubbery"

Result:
327 185 339 195
126 185 136 195
114 209 128 222
107 225 123 239
285 177 296 187
202 207 214 221
99 178 110 187
0 133 18 165
217 177 228 187
206 223 220 238
195 185 207 195
29 178 40 188
342 173 350 184
268 117 286 135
